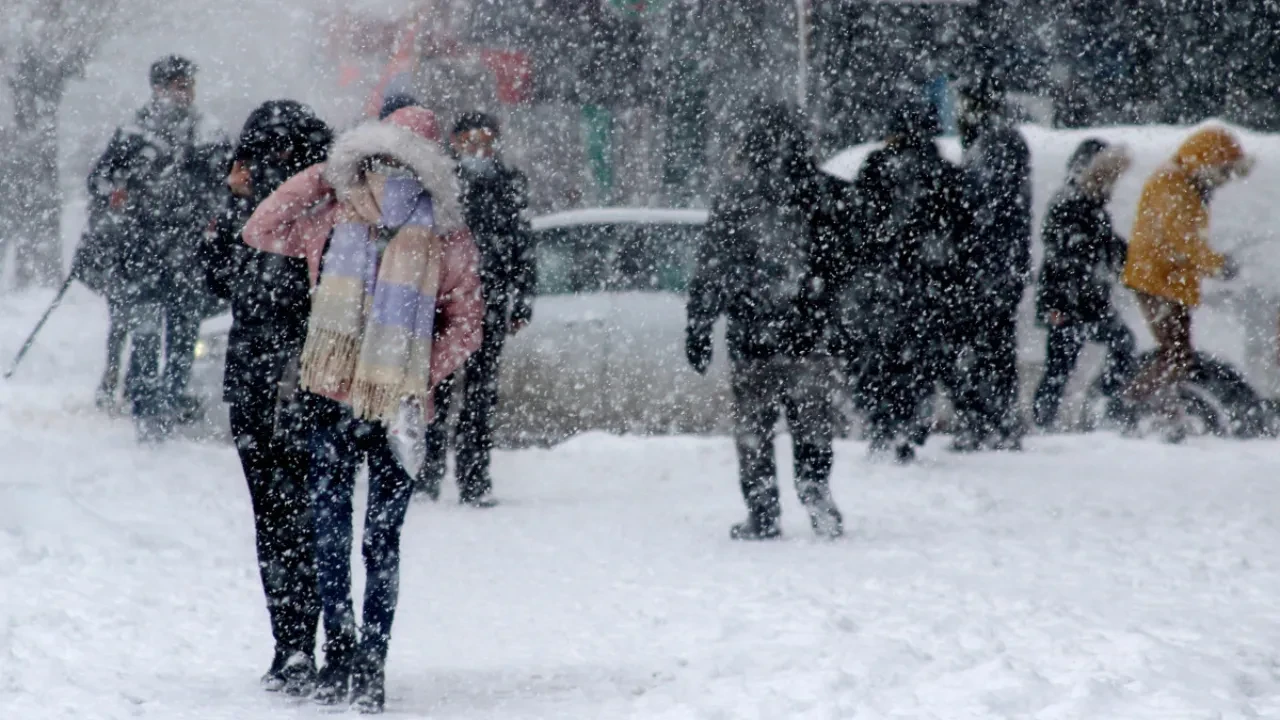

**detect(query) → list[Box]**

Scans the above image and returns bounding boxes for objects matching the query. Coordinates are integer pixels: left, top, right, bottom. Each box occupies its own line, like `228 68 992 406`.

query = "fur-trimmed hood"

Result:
322 119 464 232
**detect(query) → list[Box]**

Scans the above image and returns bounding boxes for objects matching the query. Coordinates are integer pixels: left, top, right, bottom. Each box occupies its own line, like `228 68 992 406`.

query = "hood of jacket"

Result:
322 109 462 233
1172 126 1251 176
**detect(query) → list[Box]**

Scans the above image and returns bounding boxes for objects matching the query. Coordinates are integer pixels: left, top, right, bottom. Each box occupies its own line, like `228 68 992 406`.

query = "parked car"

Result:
493 207 731 446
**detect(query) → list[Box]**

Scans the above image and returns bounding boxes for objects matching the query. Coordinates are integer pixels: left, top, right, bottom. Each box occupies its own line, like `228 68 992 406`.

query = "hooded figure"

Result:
197 99 332 697
843 100 967 462
1032 138 1137 429
1121 126 1252 440
242 106 483 713
685 102 846 541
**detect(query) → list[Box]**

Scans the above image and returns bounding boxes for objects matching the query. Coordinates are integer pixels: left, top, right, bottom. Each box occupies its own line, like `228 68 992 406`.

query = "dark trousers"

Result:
163 300 200 399
112 302 166 417
307 395 414 667
731 356 834 520
230 392 319 657
949 299 1022 443
1032 311 1136 427
421 300 507 500
864 335 940 447
1127 292 1194 415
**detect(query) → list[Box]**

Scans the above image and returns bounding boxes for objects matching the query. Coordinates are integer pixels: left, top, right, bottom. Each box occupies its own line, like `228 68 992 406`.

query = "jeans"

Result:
307 395 414 667
730 355 835 521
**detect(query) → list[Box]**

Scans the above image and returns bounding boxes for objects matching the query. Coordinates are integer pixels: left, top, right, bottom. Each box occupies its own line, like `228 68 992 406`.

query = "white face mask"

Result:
459 155 496 177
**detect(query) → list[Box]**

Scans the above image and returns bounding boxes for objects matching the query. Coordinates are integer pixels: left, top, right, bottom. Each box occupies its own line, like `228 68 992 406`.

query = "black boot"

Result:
799 486 844 540
894 442 916 464
280 651 317 698
350 652 386 714
312 635 355 706
729 512 781 541
260 648 289 692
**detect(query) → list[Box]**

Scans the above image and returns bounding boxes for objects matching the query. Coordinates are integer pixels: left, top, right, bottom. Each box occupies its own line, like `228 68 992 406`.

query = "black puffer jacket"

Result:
200 100 331 405
687 105 852 360
842 136 967 351
1035 142 1128 326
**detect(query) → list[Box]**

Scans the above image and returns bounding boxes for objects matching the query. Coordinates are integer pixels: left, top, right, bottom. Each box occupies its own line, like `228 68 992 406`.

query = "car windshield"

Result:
535 222 702 296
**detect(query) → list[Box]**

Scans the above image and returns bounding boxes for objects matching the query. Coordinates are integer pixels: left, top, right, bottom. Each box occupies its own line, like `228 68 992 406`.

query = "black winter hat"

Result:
453 111 501 138
150 55 197 87
379 93 420 120
956 74 1006 112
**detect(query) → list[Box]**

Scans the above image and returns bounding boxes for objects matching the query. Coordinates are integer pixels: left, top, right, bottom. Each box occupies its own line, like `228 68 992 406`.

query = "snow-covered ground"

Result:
5 287 1280 719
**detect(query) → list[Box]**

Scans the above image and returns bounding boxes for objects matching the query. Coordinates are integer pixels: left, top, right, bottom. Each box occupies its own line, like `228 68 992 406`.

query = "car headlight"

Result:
194 339 208 360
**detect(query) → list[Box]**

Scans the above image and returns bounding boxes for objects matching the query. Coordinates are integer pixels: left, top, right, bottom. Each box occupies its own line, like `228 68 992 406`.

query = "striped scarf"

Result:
299 177 441 423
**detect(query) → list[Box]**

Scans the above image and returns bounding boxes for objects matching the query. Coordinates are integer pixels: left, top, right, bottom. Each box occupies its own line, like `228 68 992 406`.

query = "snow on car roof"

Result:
531 207 709 231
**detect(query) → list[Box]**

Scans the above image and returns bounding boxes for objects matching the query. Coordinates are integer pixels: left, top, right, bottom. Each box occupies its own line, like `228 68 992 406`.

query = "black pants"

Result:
230 391 319 658
1033 311 1136 428
421 300 507 501
949 299 1022 444
163 298 200 400
863 333 940 447
731 356 834 521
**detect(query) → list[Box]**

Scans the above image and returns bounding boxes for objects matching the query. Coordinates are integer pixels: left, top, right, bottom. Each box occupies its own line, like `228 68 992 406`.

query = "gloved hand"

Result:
509 298 533 336
686 327 712 375
1221 254 1241 281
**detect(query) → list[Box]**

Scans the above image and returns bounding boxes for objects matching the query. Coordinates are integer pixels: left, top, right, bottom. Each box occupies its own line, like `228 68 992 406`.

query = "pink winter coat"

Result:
242 107 483 412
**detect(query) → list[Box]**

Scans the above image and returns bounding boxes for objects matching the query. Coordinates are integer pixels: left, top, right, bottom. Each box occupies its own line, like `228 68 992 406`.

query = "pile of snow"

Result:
5 287 1280 718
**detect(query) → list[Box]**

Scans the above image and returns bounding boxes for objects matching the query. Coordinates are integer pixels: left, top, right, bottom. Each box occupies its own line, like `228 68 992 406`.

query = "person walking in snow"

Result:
416 112 535 507
1032 139 1137 431
948 75 1033 452
199 100 332 696
242 106 483 714
686 103 846 541
84 55 230 439
845 101 967 462
1121 126 1253 442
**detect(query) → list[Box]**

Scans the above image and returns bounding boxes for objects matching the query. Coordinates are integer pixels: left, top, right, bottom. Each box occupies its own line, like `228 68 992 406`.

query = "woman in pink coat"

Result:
242 106 482 713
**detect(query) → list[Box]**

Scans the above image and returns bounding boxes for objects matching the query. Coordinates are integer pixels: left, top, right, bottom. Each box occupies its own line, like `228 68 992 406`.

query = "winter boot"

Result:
281 651 318 698
312 635 356 706
460 491 499 509
729 512 781 541
169 393 205 427
350 652 386 714
260 649 289 692
894 442 917 464
799 484 844 540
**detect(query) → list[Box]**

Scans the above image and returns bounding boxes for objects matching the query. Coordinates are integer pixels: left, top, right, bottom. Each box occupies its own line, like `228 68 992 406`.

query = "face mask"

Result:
460 155 496 177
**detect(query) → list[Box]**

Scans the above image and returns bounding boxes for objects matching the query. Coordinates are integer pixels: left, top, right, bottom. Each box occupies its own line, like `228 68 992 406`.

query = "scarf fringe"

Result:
299 328 360 397
349 378 403 423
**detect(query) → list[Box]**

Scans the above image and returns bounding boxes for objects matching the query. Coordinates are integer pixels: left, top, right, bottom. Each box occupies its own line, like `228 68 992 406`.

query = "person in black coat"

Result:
85 55 230 439
1032 138 1137 429
416 112 535 507
199 100 332 695
948 75 1033 451
686 103 847 541
845 101 967 462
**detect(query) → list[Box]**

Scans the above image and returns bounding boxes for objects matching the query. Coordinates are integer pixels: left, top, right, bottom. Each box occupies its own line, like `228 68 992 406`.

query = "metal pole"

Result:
796 0 809 109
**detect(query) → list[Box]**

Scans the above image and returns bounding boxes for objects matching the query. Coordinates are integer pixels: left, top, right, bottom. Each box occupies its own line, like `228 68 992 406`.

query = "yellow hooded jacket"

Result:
1122 127 1245 307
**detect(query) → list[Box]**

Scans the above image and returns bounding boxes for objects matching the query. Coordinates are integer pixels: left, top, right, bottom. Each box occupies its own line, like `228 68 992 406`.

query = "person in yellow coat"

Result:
1122 126 1254 438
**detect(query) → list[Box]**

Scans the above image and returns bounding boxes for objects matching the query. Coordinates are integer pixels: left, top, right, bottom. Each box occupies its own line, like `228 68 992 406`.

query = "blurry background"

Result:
2 0 1279 287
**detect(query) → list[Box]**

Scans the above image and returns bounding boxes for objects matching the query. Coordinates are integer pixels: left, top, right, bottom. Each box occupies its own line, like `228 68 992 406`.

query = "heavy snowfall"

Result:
4 1 1280 718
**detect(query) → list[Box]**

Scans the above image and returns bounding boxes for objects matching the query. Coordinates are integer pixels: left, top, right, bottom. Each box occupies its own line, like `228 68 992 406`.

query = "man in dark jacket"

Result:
200 100 331 695
846 101 967 462
1032 139 1136 429
86 55 229 439
949 76 1033 451
686 103 846 541
417 112 535 507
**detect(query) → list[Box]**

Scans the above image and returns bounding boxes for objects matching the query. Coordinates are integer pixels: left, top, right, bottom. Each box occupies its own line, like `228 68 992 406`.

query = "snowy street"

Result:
3 288 1280 719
